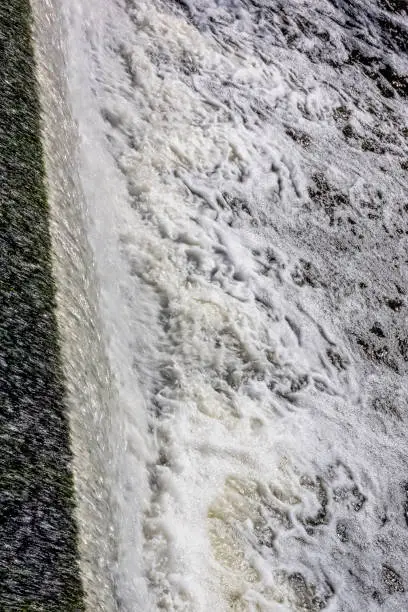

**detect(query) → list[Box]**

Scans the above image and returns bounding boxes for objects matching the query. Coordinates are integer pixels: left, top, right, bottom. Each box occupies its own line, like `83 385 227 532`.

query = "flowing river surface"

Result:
33 0 408 610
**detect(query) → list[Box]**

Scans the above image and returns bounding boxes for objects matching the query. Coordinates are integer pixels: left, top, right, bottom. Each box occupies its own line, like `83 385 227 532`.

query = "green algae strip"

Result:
0 2 85 609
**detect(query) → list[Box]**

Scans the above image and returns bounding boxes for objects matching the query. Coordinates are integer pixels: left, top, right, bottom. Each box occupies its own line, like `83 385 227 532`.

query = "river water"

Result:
34 0 408 610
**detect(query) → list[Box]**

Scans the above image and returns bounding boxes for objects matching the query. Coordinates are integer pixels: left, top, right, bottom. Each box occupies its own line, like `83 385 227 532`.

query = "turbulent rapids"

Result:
31 0 408 610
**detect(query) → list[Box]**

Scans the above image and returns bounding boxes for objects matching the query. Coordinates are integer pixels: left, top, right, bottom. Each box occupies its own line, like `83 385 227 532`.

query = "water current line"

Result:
31 1 118 609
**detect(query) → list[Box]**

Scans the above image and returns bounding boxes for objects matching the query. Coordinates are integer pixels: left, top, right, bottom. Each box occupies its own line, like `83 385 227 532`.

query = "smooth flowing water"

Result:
34 0 408 610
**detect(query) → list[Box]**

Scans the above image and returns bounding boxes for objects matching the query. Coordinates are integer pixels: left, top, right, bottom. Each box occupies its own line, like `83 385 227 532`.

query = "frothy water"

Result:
34 0 408 609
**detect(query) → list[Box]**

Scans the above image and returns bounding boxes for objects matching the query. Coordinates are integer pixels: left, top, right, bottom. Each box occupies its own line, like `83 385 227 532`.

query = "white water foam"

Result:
51 0 408 609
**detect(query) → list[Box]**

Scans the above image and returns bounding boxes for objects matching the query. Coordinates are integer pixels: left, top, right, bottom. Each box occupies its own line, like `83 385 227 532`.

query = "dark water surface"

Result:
0 2 83 609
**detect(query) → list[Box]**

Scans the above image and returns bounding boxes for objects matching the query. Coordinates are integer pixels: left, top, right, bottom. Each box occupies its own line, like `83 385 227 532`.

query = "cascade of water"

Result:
31 0 408 609
32 1 118 609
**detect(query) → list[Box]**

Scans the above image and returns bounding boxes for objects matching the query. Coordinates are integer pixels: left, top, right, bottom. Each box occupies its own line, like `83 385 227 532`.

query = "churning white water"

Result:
33 0 408 609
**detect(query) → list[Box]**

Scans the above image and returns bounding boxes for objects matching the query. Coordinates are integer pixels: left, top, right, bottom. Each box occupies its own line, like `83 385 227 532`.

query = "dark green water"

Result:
0 2 84 609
